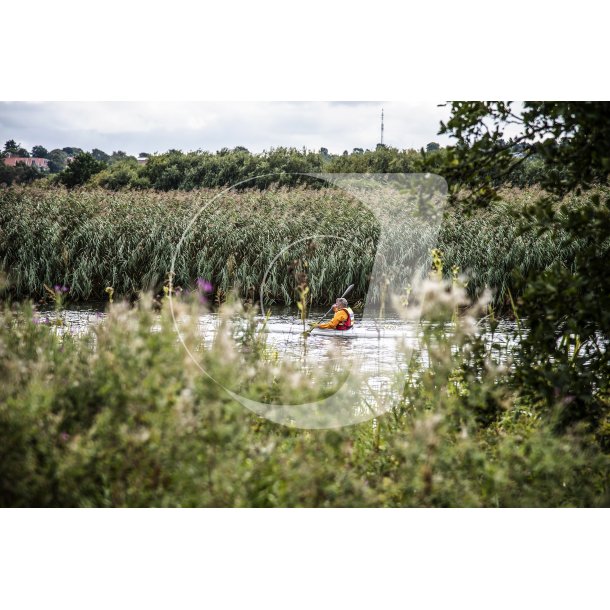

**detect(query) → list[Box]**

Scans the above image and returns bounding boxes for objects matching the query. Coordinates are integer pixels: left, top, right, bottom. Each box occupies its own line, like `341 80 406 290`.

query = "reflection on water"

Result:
35 303 522 427
38 303 521 372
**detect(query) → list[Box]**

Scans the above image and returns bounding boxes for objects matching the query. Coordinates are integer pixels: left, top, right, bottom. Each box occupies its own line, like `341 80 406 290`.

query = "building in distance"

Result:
3 154 50 171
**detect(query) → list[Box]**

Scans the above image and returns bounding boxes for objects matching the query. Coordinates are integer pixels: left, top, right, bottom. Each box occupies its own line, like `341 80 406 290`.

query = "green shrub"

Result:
0 289 607 507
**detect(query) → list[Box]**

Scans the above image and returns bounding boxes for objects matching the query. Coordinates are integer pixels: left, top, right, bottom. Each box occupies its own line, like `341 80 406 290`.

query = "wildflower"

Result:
394 277 469 321
196 279 213 305
197 278 213 293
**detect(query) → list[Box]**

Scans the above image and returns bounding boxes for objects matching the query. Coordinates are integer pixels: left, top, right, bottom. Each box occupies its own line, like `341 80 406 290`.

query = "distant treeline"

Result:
1 138 563 191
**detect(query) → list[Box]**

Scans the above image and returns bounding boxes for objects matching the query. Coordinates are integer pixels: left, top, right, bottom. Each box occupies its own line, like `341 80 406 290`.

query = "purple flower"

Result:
196 278 213 293
53 284 69 294
59 432 70 442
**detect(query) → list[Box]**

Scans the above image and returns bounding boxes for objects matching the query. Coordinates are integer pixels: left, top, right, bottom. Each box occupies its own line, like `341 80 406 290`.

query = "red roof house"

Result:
3 156 50 170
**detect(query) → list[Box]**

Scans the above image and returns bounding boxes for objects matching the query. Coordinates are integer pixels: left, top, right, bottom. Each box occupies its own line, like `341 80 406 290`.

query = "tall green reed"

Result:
0 185 603 311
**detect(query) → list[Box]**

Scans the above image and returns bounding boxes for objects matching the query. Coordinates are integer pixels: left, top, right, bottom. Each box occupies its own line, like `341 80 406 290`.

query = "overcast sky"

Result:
0 101 455 156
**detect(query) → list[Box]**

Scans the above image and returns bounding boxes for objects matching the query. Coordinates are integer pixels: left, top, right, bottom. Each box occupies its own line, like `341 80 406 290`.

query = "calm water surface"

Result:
38 302 522 374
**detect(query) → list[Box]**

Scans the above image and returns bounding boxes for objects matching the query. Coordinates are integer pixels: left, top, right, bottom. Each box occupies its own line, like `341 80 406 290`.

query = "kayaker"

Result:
317 297 355 331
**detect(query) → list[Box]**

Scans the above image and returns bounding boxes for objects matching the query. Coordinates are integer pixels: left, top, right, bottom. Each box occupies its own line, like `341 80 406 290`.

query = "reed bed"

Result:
0 185 600 307
0 187 376 305
439 187 593 305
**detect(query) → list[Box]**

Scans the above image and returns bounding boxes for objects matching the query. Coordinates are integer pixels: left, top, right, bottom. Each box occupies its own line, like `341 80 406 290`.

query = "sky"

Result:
0 101 454 156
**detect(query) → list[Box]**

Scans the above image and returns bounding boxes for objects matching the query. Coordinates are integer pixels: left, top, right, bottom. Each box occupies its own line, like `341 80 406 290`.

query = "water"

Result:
38 302 521 374
33 302 608 427
34 302 522 427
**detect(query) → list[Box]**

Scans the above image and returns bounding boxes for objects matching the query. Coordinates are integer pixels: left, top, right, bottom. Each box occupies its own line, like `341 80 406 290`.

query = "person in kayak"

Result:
317 297 355 330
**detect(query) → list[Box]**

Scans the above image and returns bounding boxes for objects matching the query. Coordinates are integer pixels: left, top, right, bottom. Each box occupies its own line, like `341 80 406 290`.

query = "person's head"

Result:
336 297 348 309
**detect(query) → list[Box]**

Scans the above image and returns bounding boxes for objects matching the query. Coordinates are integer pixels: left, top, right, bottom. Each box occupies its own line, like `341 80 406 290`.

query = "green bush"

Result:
58 153 106 188
0 289 607 507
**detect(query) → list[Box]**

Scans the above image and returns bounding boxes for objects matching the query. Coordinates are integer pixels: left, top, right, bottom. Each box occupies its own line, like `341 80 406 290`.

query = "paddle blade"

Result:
341 284 355 298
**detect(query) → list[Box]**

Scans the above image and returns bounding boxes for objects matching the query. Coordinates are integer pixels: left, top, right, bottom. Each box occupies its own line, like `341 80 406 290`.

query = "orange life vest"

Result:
336 307 355 330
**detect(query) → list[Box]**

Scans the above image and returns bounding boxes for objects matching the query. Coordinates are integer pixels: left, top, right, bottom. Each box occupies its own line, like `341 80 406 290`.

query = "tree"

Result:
138 152 151 158
352 148 364 154
0 162 41 186
440 101 610 202
91 149 110 162
58 152 106 187
439 101 610 441
109 151 134 165
32 145 49 159
62 147 84 156
4 141 29 157
4 140 19 154
47 149 69 173
426 142 440 152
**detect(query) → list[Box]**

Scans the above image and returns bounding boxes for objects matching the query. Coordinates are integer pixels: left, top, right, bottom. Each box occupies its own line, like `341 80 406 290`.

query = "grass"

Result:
0 185 602 309
0 186 377 306
0 289 607 507
439 187 593 305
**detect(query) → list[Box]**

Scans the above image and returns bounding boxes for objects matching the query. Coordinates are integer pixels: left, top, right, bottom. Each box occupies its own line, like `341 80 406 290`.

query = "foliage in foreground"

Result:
441 101 610 452
0 292 607 508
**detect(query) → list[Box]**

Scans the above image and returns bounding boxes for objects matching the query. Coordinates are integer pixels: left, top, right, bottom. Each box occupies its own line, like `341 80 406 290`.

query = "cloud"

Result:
0 101 452 156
